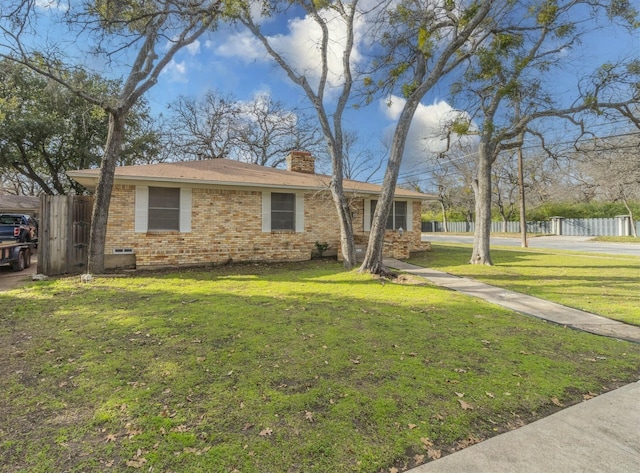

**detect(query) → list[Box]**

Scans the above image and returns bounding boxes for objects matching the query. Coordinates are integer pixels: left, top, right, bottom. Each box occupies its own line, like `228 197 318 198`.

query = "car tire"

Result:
12 250 25 272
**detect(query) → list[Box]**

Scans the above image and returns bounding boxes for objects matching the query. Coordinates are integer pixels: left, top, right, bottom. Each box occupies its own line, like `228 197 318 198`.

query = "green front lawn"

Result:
408 243 640 326
1 260 639 472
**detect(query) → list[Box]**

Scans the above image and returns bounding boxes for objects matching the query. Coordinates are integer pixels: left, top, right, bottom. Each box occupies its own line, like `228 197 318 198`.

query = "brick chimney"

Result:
286 151 315 174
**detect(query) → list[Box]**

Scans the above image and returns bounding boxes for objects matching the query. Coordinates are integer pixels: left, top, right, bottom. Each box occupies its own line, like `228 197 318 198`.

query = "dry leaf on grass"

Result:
551 397 564 407
259 427 273 437
427 448 442 460
126 450 147 468
458 399 474 410
126 458 147 468
420 437 433 448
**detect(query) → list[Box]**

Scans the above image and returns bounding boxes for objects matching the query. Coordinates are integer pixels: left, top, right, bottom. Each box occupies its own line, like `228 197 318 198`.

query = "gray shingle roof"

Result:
0 195 40 212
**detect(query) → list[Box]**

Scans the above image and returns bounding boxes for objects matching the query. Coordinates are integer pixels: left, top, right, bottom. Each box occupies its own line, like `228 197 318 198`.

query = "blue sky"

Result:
18 1 640 185
149 3 638 183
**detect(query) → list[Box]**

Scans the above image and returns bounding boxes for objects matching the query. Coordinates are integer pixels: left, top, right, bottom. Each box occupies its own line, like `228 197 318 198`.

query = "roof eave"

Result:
67 172 434 200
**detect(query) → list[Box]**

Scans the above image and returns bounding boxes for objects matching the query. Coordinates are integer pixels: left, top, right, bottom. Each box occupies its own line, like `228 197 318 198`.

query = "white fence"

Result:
422 216 638 237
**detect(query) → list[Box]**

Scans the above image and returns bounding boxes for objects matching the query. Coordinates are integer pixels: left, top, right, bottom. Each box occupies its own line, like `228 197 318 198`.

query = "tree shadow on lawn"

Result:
3 267 640 472
410 247 640 291
409 248 640 325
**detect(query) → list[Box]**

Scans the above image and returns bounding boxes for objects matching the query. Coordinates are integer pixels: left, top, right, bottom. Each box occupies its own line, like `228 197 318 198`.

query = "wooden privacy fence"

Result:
38 195 93 275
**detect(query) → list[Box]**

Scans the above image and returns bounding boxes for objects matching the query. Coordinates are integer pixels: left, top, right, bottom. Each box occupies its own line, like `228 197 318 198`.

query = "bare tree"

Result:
575 132 640 236
237 0 362 267
429 145 478 229
0 169 39 195
0 0 225 273
232 93 324 167
164 90 325 167
342 130 385 182
492 152 519 232
164 91 240 161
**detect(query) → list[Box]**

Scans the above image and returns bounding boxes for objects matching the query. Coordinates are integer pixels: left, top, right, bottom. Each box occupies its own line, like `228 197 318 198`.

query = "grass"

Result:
408 243 640 326
591 236 640 243
1 260 640 472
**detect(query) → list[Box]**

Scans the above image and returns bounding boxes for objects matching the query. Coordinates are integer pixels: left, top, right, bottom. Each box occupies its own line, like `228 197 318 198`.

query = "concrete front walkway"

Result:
384 259 640 344
408 380 640 473
382 259 640 472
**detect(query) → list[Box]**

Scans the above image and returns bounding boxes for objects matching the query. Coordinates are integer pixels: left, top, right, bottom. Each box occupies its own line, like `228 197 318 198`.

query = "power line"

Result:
374 128 640 185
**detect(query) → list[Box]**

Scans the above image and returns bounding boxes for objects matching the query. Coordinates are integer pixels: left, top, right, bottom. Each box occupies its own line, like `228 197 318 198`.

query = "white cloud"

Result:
215 30 266 61
161 60 188 83
35 0 66 10
186 40 201 56
216 6 366 90
381 96 476 171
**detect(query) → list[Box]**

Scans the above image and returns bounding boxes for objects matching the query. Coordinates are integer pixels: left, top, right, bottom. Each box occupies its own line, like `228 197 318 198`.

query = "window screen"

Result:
370 200 406 230
148 187 180 231
271 193 295 231
394 201 407 230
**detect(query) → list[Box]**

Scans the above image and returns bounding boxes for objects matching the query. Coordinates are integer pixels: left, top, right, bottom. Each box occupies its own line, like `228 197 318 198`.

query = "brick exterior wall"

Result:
286 151 315 174
344 201 431 261
105 185 428 269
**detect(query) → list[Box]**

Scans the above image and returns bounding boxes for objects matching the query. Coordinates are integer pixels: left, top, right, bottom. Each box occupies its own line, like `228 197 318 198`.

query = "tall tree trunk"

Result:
87 110 126 274
331 175 356 268
440 200 449 232
621 194 638 238
517 141 528 247
361 189 392 274
470 143 493 265
360 96 419 274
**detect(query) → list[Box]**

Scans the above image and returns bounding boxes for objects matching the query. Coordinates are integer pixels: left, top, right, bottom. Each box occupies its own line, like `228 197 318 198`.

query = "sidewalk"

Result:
382 259 640 472
384 259 640 344
409 380 640 473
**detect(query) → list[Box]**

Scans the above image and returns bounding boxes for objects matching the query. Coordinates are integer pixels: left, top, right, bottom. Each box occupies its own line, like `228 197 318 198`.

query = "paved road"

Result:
423 234 640 257
0 253 37 291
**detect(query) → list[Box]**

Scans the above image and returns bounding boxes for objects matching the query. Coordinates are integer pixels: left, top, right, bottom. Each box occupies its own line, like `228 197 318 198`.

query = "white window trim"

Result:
180 188 192 233
364 199 371 232
135 185 191 233
135 186 149 233
365 199 412 231
262 192 271 232
295 193 305 233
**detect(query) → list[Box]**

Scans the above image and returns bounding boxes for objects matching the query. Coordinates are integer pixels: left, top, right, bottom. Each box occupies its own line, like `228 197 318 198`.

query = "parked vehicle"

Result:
0 241 33 271
0 214 38 243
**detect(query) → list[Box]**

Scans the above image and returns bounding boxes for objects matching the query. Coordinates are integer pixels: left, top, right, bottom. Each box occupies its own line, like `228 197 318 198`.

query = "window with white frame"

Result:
262 191 304 233
135 186 192 233
365 200 412 231
148 187 180 231
271 192 296 231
